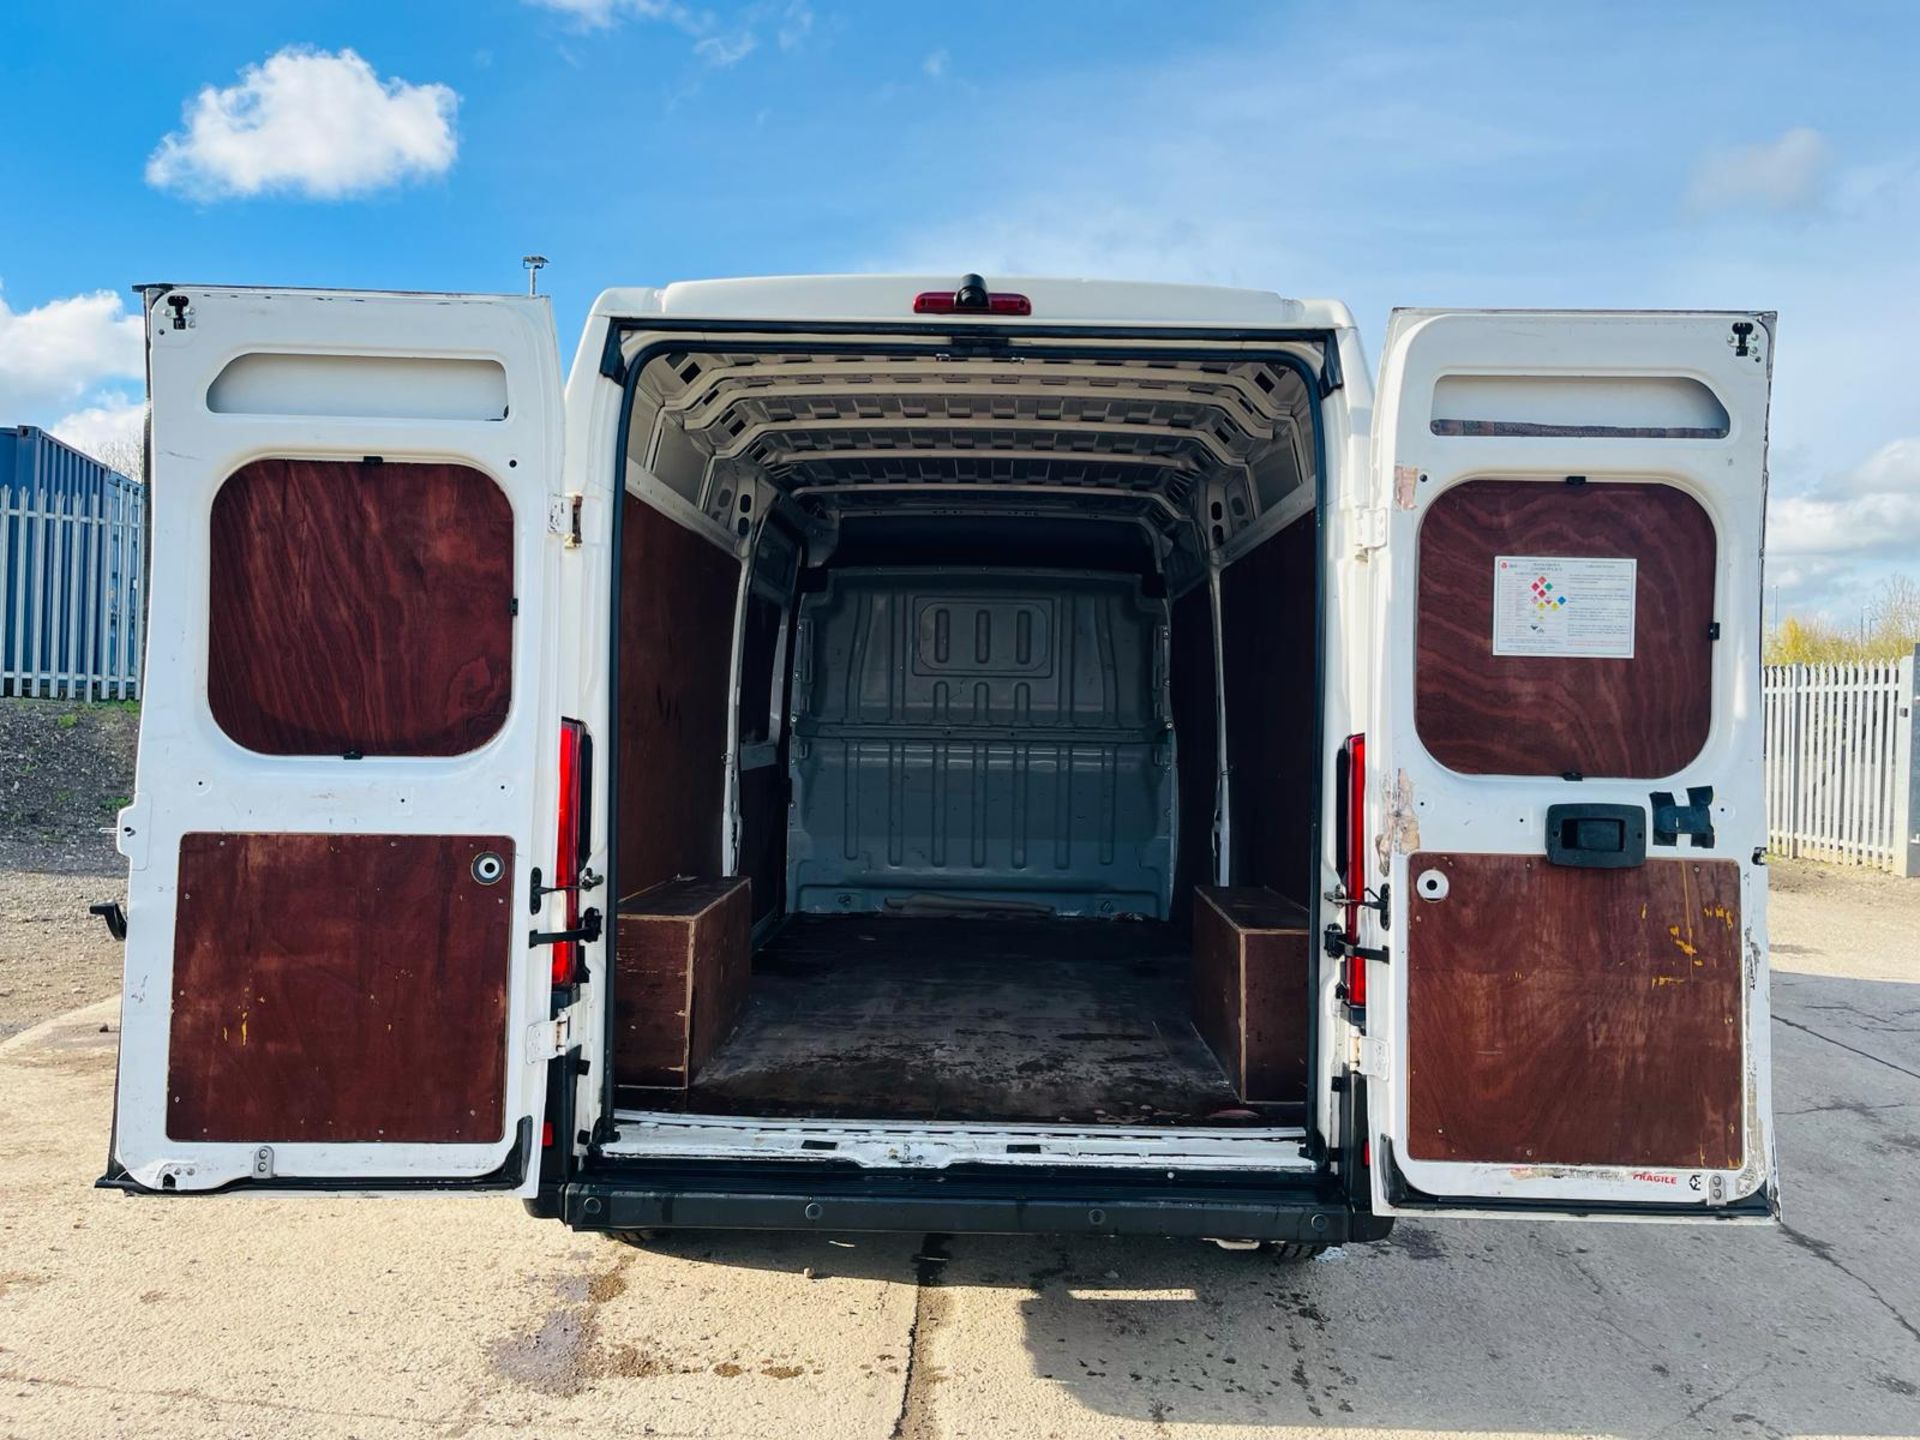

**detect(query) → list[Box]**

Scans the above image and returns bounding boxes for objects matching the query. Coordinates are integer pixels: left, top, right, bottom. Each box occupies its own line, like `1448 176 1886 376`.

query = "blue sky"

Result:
1 0 1915 622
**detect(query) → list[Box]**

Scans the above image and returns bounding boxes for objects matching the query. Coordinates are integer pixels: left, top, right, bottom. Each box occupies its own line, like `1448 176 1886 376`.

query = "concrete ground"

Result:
1 861 1917 1438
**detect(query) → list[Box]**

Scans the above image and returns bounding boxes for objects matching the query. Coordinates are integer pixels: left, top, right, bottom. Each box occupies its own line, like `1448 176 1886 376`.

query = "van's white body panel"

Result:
589 276 1355 331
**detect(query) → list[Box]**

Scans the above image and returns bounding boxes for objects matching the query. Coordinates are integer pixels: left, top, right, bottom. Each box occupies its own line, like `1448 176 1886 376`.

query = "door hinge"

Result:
548 493 585 548
1353 1033 1390 1080
1352 507 1387 554
252 1145 274 1180
527 1005 585 1063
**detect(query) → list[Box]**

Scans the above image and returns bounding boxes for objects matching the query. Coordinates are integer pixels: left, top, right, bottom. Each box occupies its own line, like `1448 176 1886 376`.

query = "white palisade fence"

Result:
1764 649 1919 876
0 474 146 700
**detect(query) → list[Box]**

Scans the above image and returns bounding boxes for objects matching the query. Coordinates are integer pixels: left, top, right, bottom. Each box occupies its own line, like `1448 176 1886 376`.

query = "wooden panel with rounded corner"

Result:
208 459 514 756
1415 479 1715 777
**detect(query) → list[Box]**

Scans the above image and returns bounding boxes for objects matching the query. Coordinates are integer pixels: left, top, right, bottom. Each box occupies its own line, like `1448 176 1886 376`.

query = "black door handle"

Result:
1545 804 1646 869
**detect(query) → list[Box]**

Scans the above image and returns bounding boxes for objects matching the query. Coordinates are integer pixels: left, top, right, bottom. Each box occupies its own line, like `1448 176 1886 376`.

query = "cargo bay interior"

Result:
608 336 1326 1130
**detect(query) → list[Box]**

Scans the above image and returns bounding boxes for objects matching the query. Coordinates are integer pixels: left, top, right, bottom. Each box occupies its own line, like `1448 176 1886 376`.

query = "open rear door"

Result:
106 286 566 1194
1363 309 1776 1219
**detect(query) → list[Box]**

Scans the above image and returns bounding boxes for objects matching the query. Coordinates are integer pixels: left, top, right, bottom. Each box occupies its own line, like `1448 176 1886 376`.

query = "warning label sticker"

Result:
1492 556 1637 659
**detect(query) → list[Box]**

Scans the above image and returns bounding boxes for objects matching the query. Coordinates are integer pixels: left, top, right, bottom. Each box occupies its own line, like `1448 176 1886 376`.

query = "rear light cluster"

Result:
551 718 593 988
1339 733 1368 1009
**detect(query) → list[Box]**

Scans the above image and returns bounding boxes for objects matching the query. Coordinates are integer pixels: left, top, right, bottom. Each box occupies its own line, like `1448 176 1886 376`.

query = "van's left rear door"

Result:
106 286 566 1194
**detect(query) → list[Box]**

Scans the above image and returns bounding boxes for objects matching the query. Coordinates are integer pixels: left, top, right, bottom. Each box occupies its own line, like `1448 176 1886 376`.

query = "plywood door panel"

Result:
167 832 512 1143
1415 480 1715 777
1405 852 1743 1168
208 459 514 756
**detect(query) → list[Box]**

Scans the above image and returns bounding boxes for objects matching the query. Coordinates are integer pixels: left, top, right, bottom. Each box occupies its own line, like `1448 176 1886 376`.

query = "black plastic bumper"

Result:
530 1159 1392 1244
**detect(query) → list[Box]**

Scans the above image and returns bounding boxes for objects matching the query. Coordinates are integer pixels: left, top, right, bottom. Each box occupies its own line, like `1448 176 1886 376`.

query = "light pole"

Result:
523 255 549 296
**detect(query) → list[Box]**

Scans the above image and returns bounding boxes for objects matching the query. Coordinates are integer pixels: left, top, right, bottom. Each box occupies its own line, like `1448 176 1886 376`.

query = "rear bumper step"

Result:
537 1161 1390 1244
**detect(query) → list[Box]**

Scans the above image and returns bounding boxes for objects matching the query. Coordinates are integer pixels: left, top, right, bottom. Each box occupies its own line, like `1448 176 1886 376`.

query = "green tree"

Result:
1766 575 1920 664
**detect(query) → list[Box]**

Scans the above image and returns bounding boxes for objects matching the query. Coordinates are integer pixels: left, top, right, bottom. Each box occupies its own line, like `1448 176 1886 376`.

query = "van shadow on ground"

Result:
629 970 1920 1436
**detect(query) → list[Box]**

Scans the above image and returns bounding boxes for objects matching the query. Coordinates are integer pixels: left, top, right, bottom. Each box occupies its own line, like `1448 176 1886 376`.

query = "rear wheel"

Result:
1263 1241 1327 1262
606 1228 662 1248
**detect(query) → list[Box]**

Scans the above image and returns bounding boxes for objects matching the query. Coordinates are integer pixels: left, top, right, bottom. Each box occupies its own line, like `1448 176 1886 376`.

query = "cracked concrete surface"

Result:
0 859 1916 1437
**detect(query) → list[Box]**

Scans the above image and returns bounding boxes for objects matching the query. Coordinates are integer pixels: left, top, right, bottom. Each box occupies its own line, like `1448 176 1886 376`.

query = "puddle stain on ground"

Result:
487 1250 818 1395
485 1252 685 1395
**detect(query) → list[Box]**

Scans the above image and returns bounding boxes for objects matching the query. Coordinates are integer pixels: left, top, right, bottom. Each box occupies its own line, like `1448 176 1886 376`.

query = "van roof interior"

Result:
621 343 1321 568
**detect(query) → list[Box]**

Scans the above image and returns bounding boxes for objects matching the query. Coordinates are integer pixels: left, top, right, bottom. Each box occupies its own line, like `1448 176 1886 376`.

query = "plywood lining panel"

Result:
1405 852 1743 1168
208 459 514 756
167 831 512 1143
1415 479 1716 777
615 494 738 895
1219 518 1318 904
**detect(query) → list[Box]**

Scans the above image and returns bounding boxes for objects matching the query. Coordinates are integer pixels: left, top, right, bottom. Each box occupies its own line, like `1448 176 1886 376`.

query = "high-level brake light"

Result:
912 274 1032 316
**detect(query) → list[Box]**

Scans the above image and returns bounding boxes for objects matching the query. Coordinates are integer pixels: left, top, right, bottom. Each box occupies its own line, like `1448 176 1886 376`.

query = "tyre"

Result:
605 1228 662 1248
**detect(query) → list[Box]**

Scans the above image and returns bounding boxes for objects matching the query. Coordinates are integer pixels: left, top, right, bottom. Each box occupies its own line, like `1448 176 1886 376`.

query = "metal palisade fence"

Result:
0 429 145 700
1764 648 1919 876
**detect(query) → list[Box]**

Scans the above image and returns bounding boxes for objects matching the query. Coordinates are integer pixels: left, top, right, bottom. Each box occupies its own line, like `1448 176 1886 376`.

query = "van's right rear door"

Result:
1360 309 1777 1220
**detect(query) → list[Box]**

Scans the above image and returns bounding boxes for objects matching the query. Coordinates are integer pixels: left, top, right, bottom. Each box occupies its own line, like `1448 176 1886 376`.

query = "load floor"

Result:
680 915 1251 1125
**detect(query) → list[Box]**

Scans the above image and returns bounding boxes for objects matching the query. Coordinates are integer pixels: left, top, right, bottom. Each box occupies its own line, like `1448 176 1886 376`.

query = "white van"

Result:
101 276 1777 1249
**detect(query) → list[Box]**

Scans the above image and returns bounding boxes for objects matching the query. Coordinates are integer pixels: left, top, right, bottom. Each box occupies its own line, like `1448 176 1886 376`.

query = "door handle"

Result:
1544 804 1646 869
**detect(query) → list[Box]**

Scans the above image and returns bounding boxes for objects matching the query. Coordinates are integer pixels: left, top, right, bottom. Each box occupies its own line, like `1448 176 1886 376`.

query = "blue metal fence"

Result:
0 426 145 699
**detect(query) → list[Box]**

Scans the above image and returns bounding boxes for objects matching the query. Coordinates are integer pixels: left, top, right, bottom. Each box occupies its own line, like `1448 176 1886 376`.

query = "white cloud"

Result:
526 0 809 66
526 0 700 26
51 394 146 474
923 48 948 79
777 1 814 51
1767 437 1920 559
0 288 142 415
694 31 757 66
146 47 458 200
1686 126 1831 215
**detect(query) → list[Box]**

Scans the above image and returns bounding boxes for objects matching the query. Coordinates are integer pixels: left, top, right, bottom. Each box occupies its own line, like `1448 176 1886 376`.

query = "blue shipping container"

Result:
0 425 146 699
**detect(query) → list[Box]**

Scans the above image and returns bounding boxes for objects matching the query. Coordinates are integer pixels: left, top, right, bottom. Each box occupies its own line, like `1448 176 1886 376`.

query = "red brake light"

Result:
912 290 1033 316
552 719 592 987
1343 733 1368 1009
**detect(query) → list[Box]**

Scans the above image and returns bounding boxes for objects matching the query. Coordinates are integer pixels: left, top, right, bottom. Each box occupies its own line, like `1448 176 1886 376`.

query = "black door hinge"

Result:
529 907 602 948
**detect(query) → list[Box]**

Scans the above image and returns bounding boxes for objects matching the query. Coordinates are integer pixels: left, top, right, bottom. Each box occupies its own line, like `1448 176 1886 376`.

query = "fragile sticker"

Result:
1492 556 1637 659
